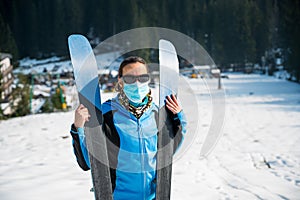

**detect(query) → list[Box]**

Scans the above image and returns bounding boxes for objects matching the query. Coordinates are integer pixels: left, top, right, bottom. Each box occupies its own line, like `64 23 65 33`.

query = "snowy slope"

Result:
172 74 300 200
0 73 300 200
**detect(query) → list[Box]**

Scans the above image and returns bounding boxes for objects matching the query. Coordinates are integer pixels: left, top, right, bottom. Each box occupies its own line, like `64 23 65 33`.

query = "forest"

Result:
0 0 299 80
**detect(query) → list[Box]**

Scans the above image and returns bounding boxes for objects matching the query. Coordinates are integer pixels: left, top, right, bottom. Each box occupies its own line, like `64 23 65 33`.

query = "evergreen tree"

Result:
278 0 300 81
0 0 299 76
11 74 31 117
0 11 18 59
41 98 53 113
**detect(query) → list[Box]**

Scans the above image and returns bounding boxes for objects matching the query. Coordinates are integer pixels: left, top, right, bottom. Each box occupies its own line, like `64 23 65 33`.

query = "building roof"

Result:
0 53 13 60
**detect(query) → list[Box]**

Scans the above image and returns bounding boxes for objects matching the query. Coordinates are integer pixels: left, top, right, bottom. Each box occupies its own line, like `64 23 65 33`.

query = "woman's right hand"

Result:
74 104 90 128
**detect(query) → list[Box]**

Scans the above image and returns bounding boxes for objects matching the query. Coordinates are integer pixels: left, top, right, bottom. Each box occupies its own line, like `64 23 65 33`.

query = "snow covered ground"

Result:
14 53 122 76
0 73 299 200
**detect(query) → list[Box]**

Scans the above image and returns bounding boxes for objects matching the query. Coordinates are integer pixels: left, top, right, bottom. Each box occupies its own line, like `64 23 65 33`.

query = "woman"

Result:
70 56 186 200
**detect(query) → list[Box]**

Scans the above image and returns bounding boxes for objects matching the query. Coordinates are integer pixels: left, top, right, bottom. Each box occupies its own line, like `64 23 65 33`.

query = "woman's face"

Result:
118 62 148 86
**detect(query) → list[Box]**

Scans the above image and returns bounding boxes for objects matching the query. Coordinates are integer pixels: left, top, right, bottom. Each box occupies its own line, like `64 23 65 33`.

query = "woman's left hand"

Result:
165 94 182 114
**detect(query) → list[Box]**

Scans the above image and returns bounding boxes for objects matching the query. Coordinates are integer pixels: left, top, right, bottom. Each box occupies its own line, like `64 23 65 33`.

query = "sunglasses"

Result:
122 74 150 84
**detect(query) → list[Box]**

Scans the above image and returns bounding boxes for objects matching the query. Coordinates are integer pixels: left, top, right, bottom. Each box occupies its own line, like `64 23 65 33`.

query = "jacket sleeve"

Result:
70 124 91 171
171 110 187 152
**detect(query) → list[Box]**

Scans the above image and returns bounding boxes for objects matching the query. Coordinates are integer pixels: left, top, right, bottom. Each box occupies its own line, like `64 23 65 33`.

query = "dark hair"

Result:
118 56 148 78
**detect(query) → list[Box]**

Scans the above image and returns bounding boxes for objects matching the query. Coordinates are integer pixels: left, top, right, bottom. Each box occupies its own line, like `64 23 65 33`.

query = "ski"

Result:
156 39 179 200
68 34 113 200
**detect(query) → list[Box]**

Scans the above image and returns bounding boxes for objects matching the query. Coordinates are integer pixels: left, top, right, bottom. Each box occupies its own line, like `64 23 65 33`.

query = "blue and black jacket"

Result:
70 96 187 200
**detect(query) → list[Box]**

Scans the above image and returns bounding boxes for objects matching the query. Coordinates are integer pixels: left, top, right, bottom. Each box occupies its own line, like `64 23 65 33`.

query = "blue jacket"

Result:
70 96 187 200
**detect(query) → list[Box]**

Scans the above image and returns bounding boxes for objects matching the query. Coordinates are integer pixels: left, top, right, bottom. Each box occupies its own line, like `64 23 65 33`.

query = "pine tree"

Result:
278 0 300 81
11 74 31 117
0 11 18 59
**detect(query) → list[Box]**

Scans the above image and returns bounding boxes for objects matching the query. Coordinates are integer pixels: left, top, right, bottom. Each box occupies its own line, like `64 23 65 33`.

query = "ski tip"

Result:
159 39 172 48
159 39 177 56
68 34 93 61
68 34 88 46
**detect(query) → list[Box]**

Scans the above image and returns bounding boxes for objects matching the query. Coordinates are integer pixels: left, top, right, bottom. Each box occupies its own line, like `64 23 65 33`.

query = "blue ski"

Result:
68 34 113 200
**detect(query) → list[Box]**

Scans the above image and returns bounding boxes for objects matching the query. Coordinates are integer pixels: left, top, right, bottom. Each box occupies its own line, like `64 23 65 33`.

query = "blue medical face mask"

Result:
123 81 150 103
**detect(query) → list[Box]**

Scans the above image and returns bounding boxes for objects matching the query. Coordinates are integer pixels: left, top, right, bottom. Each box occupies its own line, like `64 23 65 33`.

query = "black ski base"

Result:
79 93 113 200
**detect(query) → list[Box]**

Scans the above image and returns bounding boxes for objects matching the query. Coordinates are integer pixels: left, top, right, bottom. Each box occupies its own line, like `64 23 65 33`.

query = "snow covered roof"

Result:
0 53 12 60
